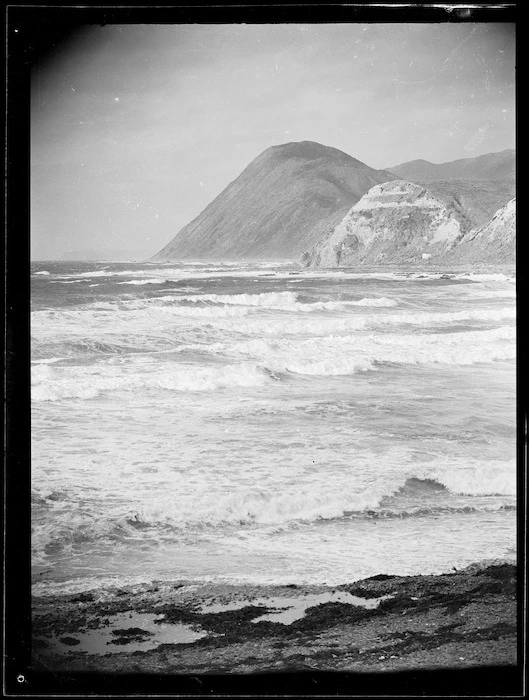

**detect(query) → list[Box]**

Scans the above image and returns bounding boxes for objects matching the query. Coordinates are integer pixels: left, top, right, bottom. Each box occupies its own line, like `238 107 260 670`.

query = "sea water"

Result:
31 261 517 594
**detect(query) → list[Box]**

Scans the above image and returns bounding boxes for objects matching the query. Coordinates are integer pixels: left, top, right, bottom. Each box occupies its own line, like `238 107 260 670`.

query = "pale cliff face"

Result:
443 199 516 265
463 198 515 244
300 181 469 268
301 183 516 268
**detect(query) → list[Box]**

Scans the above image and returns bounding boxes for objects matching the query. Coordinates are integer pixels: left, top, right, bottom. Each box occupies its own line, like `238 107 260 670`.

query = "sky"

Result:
30 22 515 260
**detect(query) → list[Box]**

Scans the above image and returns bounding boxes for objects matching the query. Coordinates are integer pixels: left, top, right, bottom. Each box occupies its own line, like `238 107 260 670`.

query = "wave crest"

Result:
31 462 515 564
31 362 270 401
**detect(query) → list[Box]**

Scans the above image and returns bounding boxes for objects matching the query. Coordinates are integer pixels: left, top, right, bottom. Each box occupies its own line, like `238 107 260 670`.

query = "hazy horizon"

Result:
31 23 515 260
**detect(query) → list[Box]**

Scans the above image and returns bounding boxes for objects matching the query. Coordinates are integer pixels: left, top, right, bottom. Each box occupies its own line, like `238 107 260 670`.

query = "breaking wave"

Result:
31 362 270 401
31 323 515 400
30 296 515 334
343 297 397 307
174 292 397 310
31 464 515 562
204 307 515 336
178 291 298 306
117 278 168 285
458 273 513 282
176 326 515 370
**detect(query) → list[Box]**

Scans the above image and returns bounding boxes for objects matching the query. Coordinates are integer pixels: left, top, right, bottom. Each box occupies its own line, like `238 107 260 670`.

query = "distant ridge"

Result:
153 141 395 260
386 150 515 182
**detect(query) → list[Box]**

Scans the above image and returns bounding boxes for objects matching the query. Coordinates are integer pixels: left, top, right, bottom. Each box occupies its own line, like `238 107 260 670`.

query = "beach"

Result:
32 562 517 679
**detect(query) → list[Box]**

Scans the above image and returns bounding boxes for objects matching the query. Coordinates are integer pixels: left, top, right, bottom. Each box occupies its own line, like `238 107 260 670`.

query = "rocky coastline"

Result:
30 562 519 693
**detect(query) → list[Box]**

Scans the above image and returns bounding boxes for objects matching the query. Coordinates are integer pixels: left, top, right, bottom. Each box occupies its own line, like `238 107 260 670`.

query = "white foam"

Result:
377 307 516 326
30 324 514 402
55 270 111 278
457 288 516 299
117 278 167 285
457 273 513 282
80 293 397 315
208 306 515 337
147 466 513 529
305 297 398 311
284 357 376 375
429 463 516 497
53 266 290 282
31 362 269 401
31 296 515 372
31 357 64 365
33 454 513 547
32 575 170 597
164 305 252 318
182 325 514 379
177 291 299 307
402 458 516 499
347 297 397 307
32 293 513 329
278 327 515 374
124 481 390 529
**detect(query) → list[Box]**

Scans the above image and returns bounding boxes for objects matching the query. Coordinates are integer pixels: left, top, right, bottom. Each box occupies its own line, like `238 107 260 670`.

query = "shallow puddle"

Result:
200 591 388 625
39 611 208 655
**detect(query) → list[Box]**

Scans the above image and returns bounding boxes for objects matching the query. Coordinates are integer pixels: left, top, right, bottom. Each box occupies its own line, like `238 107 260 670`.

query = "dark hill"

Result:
386 150 515 183
153 141 396 260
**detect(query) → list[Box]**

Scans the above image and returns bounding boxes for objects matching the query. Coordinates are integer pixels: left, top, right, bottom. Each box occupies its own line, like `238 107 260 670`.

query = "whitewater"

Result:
31 261 516 594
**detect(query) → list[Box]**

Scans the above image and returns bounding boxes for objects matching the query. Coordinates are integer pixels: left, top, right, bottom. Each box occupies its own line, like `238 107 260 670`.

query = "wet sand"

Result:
31 562 518 688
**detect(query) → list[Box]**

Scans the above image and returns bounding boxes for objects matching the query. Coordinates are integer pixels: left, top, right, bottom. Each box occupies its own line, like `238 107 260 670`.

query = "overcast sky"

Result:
31 22 515 260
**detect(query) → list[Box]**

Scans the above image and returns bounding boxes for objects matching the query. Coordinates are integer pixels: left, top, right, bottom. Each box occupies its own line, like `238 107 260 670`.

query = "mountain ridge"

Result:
153 141 396 260
386 149 515 182
154 142 515 262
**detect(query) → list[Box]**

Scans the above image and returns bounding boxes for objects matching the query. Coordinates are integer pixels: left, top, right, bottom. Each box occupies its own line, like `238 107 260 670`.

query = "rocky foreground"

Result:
30 563 519 693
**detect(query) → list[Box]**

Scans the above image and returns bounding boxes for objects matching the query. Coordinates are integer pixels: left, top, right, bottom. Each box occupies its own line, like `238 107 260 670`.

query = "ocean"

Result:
31 261 517 595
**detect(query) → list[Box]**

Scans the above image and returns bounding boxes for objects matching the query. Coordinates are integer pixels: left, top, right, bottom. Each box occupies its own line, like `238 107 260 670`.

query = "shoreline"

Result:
32 562 518 678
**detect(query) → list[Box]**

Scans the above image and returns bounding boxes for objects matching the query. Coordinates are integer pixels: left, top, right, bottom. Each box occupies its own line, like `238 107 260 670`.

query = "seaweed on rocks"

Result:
364 574 397 582
481 564 516 580
31 564 518 674
293 601 379 631
339 586 385 599
68 592 95 603
59 637 81 646
109 628 154 645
